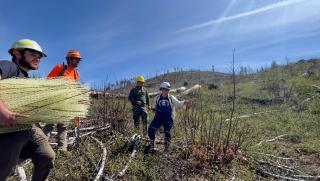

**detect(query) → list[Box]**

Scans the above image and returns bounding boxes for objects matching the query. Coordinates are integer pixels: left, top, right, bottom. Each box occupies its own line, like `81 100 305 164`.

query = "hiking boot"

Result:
164 141 171 154
149 139 155 151
144 139 156 154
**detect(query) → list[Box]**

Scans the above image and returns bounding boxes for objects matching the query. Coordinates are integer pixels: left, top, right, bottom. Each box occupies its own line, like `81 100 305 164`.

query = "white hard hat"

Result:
9 39 47 57
160 82 171 90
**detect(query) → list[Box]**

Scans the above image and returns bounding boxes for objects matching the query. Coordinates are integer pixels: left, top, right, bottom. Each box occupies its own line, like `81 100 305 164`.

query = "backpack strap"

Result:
16 67 20 77
143 87 148 96
58 63 68 76
155 95 160 105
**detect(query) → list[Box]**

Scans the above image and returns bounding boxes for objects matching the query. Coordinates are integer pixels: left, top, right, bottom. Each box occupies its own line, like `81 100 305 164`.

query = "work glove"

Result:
136 100 142 106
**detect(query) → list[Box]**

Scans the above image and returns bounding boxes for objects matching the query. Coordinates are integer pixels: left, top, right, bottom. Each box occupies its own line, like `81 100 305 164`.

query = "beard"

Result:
18 57 37 70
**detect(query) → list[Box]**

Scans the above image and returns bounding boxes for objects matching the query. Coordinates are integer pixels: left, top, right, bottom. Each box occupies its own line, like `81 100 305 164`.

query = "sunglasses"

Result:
68 57 81 61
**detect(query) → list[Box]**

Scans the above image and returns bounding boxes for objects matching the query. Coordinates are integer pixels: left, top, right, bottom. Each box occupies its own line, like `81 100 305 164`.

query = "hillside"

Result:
111 58 320 94
110 70 230 94
145 71 230 90
15 58 320 181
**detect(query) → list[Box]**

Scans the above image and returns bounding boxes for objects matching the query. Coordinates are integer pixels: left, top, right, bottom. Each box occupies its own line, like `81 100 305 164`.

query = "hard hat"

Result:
160 82 171 90
136 75 145 83
66 50 81 59
8 39 47 57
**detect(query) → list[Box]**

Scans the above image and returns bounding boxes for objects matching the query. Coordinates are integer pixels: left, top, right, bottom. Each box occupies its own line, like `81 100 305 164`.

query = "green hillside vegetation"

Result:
110 70 230 94
20 59 320 180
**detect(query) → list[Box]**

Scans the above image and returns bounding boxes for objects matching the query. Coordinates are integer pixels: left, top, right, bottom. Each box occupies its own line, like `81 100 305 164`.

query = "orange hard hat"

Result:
66 50 81 59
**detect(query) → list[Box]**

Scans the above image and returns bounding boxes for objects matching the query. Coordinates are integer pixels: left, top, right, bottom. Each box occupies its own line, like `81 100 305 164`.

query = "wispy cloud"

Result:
179 0 306 32
238 26 320 53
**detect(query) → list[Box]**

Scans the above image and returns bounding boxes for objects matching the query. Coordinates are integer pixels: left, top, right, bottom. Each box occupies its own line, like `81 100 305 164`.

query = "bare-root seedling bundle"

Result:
0 78 90 133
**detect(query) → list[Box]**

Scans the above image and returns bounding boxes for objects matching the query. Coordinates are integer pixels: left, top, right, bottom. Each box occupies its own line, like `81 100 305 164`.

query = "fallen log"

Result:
117 134 140 178
250 152 297 161
257 134 288 146
179 84 201 97
257 169 301 181
91 136 107 181
15 166 27 181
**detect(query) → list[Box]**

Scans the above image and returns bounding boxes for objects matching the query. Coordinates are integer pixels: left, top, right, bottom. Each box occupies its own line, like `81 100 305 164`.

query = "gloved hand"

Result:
148 106 157 112
136 100 142 105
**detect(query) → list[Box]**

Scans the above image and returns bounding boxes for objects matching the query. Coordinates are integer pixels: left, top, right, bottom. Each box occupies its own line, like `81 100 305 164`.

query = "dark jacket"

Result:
128 86 149 107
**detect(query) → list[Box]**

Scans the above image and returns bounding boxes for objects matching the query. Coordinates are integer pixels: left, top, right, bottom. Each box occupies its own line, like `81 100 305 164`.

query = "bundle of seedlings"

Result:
0 78 90 134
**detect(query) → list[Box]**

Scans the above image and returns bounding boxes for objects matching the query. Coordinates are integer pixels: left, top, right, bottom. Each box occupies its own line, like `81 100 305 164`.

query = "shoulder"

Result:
0 60 19 78
155 95 160 100
142 87 148 92
129 87 136 94
168 94 175 99
168 94 179 102
0 60 18 69
50 64 63 71
55 64 64 69
47 64 64 78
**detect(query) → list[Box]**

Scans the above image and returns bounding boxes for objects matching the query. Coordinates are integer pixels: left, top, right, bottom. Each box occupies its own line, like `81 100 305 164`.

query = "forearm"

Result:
171 96 185 108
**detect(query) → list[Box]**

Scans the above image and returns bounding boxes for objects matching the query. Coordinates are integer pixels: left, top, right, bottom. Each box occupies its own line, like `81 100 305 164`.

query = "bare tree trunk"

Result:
225 48 236 153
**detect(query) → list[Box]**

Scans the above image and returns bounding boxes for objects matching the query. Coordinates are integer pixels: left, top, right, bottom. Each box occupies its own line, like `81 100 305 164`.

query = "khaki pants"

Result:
42 123 68 150
0 126 55 181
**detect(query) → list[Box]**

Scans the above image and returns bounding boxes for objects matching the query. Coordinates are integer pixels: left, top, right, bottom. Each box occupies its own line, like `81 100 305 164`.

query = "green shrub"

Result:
208 83 218 90
308 96 320 114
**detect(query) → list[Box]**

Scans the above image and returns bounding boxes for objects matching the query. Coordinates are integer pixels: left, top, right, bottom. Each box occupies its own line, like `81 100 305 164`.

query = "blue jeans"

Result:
148 113 173 142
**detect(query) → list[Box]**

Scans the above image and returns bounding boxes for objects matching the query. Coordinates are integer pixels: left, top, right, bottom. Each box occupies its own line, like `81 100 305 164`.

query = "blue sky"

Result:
0 0 319 87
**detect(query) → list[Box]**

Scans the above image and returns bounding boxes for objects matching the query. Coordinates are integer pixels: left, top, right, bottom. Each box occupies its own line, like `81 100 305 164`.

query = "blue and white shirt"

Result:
154 94 185 119
156 96 172 115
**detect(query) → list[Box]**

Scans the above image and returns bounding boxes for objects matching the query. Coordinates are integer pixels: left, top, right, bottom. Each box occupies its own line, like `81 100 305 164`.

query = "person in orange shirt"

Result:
43 50 81 155
47 50 80 80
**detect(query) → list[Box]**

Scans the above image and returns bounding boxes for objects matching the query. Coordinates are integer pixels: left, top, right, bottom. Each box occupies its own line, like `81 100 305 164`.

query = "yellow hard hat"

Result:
136 75 145 83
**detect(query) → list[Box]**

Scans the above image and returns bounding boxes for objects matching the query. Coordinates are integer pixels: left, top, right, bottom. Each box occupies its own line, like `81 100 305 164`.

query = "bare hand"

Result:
184 100 192 107
0 111 16 126
0 100 28 127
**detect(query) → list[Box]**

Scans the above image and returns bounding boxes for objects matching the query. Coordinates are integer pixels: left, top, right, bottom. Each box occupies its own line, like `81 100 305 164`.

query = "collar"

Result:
13 61 29 77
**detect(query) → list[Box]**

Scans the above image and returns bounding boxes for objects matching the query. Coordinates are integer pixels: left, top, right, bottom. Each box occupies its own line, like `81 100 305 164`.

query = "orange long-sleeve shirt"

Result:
47 64 80 81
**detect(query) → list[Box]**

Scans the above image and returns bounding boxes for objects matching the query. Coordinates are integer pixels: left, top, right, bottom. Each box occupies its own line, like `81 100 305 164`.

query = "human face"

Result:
68 57 81 68
161 88 169 97
137 81 144 87
22 49 42 70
